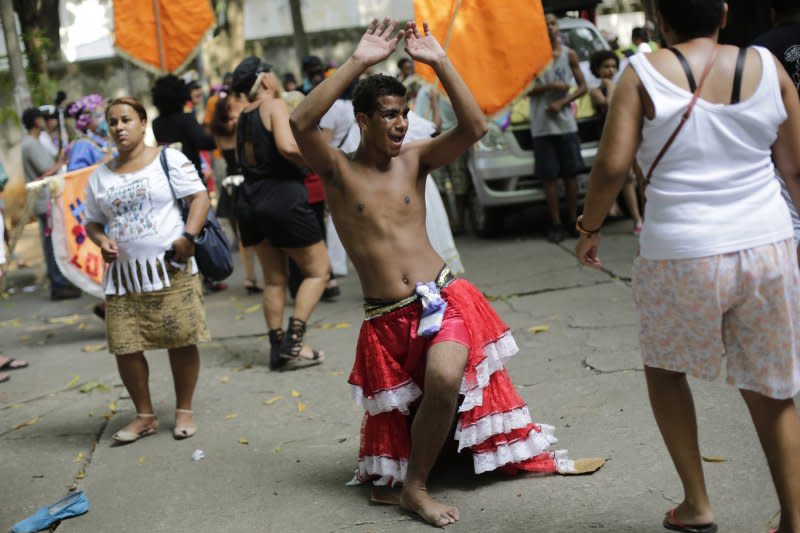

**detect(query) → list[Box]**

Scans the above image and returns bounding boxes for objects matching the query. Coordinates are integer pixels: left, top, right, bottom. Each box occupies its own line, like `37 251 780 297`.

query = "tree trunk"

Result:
202 0 245 83
12 0 60 77
289 0 309 71
0 0 30 118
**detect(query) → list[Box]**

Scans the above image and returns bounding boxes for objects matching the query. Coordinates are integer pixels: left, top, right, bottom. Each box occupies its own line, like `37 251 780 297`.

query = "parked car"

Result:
467 17 610 236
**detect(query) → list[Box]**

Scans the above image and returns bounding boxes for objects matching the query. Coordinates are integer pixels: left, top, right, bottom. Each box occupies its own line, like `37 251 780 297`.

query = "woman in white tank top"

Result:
575 1 800 532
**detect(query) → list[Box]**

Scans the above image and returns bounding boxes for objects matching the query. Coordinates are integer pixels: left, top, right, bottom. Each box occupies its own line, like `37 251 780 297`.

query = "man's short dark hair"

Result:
152 74 190 115
352 74 407 116
397 58 411 69
590 50 620 77
656 0 725 40
631 27 647 42
22 107 43 130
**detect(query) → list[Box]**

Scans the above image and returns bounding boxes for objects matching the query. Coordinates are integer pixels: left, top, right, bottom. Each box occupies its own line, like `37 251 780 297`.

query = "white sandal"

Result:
173 409 197 439
112 413 158 443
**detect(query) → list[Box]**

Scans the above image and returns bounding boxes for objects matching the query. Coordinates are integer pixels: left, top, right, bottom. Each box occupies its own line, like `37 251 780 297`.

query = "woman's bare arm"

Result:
581 67 644 231
267 99 306 166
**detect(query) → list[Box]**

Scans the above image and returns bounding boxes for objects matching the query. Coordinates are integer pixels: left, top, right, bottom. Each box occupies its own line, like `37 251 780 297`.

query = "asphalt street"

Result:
0 219 786 532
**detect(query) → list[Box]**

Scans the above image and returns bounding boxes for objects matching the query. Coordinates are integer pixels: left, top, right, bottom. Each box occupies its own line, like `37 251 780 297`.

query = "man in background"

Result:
21 108 80 300
529 12 588 242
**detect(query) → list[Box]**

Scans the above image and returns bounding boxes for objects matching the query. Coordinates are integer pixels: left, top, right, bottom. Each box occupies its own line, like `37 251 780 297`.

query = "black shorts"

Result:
532 133 584 180
236 178 323 249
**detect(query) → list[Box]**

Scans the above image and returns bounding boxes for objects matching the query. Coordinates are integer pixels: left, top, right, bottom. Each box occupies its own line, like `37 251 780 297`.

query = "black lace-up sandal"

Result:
268 328 286 370
278 317 325 370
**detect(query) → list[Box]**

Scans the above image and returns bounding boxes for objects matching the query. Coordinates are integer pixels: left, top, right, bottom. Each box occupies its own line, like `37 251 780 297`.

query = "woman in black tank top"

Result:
230 56 329 370
211 90 265 294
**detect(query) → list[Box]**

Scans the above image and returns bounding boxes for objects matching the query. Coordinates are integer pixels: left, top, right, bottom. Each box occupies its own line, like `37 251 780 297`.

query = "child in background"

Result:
589 50 643 235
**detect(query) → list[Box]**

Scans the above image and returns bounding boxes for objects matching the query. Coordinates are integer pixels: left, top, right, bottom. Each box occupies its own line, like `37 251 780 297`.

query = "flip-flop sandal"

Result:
0 358 28 371
663 509 718 533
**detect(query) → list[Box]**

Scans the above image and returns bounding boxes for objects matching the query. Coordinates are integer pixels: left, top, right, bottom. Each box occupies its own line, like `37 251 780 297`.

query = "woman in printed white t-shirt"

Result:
85 97 211 444
576 1 800 532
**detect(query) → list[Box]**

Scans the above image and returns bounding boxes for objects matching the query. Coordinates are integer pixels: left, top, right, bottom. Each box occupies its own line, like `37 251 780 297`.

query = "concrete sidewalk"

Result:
0 221 784 532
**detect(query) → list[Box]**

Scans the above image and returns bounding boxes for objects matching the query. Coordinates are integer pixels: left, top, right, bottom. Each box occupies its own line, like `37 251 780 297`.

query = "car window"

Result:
561 27 607 62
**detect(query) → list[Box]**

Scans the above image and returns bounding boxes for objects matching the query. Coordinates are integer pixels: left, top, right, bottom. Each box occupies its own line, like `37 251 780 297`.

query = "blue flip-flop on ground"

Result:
11 490 89 533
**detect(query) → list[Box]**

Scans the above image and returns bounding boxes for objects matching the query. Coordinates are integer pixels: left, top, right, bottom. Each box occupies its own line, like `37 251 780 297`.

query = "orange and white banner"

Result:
49 165 105 299
413 0 551 117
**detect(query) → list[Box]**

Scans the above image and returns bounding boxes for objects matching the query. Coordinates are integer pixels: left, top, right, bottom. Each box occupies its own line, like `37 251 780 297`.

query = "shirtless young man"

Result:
291 19 574 527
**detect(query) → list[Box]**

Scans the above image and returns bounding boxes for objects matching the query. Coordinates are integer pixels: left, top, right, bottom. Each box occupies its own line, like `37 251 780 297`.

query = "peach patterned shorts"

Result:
632 239 800 399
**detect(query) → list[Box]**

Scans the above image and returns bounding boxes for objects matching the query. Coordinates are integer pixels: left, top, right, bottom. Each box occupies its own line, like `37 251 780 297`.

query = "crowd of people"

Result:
2 0 800 531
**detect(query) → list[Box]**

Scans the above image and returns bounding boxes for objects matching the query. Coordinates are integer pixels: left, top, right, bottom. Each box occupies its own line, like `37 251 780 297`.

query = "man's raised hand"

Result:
352 18 402 66
404 22 446 66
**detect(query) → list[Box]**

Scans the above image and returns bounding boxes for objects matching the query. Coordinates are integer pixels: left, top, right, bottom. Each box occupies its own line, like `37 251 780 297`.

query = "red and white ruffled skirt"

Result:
348 277 574 486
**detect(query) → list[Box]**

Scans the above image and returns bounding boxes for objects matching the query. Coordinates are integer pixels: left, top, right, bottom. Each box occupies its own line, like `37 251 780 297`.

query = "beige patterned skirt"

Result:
106 267 211 355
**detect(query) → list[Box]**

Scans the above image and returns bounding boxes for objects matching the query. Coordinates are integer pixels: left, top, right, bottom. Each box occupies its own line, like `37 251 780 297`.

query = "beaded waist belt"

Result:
363 267 455 320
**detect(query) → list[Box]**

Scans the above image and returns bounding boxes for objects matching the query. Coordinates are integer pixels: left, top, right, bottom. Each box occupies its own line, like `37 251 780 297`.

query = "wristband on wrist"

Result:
575 215 601 238
182 231 198 244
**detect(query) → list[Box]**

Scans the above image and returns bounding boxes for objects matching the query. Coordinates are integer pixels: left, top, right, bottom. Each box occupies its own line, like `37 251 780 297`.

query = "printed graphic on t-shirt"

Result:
107 176 156 243
785 45 800 92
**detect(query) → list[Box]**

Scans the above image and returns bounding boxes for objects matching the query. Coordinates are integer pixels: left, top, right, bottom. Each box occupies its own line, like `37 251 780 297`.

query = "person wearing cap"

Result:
21 107 80 300
37 105 60 158
231 56 328 370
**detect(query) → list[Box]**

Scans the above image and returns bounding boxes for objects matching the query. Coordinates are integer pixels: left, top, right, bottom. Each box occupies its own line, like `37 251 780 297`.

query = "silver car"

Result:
467 17 610 236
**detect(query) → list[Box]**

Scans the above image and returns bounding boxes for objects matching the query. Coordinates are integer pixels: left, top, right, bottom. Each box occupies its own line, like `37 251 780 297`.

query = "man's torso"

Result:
530 45 578 137
326 149 445 300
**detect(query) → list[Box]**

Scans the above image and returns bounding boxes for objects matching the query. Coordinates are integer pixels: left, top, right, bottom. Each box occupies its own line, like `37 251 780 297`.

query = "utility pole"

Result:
0 0 30 120
289 0 309 72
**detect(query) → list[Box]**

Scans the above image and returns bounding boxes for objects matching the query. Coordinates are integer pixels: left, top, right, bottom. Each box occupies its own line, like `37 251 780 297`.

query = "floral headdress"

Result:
67 94 104 132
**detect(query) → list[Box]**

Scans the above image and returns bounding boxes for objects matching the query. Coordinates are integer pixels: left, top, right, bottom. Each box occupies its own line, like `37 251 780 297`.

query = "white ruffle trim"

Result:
554 450 575 474
350 381 422 415
347 455 408 487
459 331 519 412
472 423 560 474
454 406 532 451
104 253 198 295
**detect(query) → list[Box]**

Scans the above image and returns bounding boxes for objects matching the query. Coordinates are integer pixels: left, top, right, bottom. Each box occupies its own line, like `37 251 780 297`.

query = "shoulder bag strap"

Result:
667 47 697 92
159 147 180 204
730 47 747 104
643 46 719 192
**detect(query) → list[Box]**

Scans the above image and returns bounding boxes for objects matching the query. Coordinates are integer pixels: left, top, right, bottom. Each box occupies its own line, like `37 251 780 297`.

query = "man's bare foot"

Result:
400 485 459 527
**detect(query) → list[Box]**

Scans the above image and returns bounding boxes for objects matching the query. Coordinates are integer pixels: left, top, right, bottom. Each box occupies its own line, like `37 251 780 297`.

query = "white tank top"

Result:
630 46 792 260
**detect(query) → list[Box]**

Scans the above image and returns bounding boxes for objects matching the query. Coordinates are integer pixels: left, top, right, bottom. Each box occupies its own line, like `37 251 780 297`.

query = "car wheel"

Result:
467 189 502 238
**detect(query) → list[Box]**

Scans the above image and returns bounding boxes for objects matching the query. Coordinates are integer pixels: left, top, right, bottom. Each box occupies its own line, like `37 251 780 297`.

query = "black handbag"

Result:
159 148 233 281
